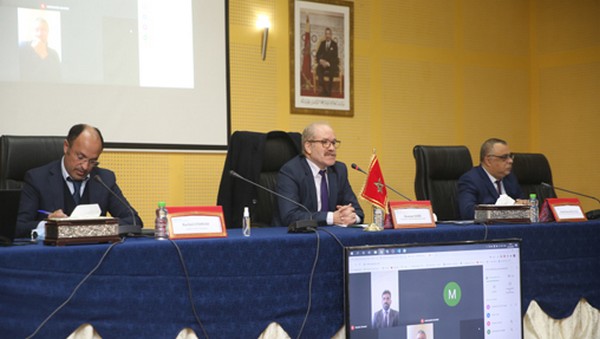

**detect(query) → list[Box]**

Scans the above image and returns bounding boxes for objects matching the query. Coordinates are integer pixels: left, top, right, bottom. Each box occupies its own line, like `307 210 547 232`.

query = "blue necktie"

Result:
71 180 82 204
319 170 329 212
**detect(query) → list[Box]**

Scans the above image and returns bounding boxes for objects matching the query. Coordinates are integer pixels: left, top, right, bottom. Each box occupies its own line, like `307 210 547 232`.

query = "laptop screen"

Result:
344 239 522 339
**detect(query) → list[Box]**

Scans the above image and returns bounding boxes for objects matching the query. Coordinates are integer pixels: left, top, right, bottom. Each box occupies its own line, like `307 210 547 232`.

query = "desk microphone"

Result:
351 163 412 201
94 175 141 235
541 182 600 219
229 170 317 233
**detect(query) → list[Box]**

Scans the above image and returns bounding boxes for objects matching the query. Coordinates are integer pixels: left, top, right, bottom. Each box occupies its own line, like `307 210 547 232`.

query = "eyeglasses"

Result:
307 139 341 149
488 153 514 161
70 151 100 167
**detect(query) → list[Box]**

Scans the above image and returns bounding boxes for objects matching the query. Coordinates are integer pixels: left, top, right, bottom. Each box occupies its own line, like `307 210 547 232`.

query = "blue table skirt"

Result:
1 221 599 338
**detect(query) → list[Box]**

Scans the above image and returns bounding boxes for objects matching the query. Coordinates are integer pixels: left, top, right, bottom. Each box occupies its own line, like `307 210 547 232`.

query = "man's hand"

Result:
333 204 357 225
49 209 68 218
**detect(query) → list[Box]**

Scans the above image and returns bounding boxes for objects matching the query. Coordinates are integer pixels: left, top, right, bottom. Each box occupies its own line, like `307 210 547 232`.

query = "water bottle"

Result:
529 194 539 223
373 206 384 229
242 206 251 237
155 201 169 240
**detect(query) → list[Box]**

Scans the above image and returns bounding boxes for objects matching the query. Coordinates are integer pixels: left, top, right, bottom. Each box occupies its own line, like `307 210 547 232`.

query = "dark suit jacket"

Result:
457 166 524 220
316 39 339 76
275 155 364 226
16 160 143 237
372 308 400 328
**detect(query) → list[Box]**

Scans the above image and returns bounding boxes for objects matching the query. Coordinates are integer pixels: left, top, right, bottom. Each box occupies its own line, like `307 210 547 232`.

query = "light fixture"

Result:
256 15 271 61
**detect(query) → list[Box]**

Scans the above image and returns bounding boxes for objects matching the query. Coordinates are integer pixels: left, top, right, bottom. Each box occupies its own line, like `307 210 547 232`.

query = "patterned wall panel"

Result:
380 0 455 48
463 66 529 155
230 43 279 132
535 0 600 53
380 59 456 200
538 62 600 211
463 0 529 55
100 152 171 227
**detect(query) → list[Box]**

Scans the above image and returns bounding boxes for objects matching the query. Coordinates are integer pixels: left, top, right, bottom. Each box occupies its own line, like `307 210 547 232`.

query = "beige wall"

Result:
100 0 600 226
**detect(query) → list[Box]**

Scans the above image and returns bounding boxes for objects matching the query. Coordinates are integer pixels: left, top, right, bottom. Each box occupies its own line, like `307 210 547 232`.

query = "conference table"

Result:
1 220 599 338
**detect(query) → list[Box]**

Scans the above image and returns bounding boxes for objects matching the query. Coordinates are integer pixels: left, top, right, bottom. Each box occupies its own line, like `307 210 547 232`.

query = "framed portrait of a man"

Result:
290 0 353 116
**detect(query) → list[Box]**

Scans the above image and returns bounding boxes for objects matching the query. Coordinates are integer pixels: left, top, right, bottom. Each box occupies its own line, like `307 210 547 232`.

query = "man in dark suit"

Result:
16 124 142 237
276 122 363 227
316 27 339 97
458 138 524 220
372 290 400 328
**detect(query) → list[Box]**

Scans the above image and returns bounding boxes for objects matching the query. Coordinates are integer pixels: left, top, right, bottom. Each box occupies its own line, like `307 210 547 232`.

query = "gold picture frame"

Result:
290 0 353 116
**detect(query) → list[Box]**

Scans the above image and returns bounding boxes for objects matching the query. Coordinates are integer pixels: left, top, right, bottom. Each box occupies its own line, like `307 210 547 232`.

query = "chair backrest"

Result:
0 135 65 189
413 145 473 221
255 131 302 226
511 152 557 203
216 131 301 228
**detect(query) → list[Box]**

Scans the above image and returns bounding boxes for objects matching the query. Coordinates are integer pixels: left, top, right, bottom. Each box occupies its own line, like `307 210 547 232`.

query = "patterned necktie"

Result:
319 170 328 212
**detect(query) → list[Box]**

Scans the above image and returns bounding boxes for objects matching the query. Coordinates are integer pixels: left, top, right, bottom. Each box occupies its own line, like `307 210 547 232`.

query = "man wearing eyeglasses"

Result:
276 122 364 226
16 124 143 238
457 138 524 220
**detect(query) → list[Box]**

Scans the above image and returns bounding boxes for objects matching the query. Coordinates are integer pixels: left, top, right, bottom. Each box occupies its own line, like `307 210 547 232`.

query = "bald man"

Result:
16 124 142 237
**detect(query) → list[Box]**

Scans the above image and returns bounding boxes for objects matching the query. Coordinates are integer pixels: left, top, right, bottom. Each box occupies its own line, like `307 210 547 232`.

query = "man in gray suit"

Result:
372 290 400 328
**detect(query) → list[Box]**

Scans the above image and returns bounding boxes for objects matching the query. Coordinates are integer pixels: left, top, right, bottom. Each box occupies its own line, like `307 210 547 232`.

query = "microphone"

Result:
94 175 141 235
542 182 600 204
229 170 317 233
541 182 600 220
351 163 412 201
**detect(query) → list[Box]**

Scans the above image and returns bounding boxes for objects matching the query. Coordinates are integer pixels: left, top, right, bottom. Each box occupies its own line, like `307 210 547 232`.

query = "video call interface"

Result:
0 0 194 88
345 241 522 339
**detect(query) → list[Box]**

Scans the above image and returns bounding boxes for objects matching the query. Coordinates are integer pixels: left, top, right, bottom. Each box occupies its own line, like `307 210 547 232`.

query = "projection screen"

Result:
0 0 230 150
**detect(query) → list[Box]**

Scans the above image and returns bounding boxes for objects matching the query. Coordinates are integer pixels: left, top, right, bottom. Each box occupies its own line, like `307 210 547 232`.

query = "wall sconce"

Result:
257 15 271 61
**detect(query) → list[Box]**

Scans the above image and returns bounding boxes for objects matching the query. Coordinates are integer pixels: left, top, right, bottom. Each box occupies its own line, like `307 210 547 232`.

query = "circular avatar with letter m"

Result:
443 281 462 307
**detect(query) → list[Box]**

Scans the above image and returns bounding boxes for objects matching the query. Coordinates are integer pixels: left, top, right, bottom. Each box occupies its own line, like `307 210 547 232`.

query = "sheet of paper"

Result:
69 204 102 219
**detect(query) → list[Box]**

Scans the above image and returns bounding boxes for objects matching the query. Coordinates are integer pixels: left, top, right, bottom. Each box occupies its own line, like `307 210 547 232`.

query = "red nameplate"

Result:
545 198 587 223
389 200 436 229
167 206 228 239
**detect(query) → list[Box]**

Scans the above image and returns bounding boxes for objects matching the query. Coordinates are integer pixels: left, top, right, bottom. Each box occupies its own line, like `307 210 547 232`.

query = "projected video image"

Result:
347 266 484 339
1 0 194 88
17 8 62 82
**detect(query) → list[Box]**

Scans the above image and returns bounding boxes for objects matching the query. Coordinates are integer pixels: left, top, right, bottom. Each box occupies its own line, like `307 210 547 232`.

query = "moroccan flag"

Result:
360 154 388 210
301 16 313 87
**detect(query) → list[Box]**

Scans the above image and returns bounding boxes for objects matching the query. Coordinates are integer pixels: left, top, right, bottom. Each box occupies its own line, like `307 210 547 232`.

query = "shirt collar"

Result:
482 166 500 185
305 158 325 178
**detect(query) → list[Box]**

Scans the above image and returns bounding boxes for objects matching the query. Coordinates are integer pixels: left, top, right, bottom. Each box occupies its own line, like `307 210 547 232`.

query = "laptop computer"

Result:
0 189 21 244
344 239 522 339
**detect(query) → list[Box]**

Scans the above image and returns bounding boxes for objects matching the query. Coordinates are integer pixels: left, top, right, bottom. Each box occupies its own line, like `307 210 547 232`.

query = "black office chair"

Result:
511 152 557 203
413 145 473 221
216 131 301 228
0 135 65 189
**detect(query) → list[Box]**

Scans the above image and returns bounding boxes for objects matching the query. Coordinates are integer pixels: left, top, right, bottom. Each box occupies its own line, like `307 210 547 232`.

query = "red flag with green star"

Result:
360 154 388 210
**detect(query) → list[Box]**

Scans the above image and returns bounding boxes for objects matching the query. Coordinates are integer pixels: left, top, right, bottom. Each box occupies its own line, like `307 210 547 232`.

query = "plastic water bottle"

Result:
529 194 539 223
242 206 251 237
373 206 384 229
155 201 169 240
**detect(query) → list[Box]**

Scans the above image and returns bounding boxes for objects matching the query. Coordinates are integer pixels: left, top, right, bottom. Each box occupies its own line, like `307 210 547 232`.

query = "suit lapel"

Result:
300 158 318 211
47 161 65 211
477 166 499 198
